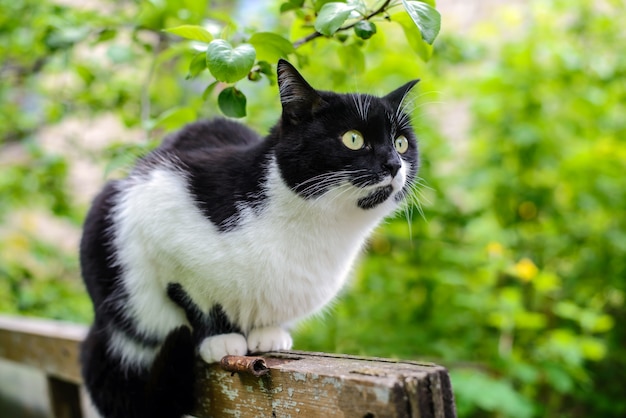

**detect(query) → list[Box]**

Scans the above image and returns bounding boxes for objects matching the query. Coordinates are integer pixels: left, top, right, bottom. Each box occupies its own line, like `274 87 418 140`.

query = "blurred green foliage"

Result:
0 0 624 417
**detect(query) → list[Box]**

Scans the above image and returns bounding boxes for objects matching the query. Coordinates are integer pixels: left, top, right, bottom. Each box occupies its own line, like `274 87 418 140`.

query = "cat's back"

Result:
160 118 261 152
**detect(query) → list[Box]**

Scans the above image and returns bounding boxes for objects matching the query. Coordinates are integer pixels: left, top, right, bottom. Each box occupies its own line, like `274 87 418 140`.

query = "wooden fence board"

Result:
0 316 85 384
0 315 456 418
195 351 455 418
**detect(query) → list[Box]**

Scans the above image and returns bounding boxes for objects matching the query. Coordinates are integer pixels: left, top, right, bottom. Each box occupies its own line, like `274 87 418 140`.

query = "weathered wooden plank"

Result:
0 316 457 417
47 376 83 418
193 352 456 418
0 316 86 384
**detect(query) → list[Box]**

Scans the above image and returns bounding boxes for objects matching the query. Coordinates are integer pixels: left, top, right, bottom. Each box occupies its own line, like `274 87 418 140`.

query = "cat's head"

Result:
273 59 419 212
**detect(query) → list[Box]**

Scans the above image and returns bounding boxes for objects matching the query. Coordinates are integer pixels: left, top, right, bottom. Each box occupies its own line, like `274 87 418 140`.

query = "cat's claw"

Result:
247 327 293 354
198 333 248 363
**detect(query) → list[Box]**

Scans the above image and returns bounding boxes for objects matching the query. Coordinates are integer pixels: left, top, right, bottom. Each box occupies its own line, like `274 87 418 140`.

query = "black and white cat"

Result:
80 59 419 417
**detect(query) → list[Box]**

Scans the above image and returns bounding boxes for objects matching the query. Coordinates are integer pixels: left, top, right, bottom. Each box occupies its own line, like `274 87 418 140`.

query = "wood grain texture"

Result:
0 316 457 417
193 351 456 418
0 316 85 384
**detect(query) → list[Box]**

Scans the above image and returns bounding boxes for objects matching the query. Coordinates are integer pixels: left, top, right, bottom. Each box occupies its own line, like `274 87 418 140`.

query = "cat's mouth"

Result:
354 170 406 209
357 185 394 210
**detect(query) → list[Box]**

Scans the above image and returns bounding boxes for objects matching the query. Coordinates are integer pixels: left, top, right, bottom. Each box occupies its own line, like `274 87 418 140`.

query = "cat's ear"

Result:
277 59 324 123
384 79 420 112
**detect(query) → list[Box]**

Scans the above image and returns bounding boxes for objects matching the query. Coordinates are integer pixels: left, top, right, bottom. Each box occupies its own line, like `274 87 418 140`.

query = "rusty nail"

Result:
220 355 269 377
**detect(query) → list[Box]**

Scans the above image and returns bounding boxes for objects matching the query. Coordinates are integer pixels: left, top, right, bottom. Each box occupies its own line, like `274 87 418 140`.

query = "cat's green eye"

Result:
342 130 365 151
394 135 409 154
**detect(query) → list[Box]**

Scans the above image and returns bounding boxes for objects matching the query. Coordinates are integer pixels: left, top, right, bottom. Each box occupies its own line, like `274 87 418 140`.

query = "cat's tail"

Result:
82 324 196 418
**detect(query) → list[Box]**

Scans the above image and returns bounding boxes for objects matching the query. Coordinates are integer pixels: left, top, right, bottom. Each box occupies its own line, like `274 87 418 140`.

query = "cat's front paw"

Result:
198 333 248 363
247 327 293 354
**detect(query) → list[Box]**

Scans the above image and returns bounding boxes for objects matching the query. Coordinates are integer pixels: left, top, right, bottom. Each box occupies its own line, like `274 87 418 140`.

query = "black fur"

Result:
79 59 420 418
158 118 269 231
167 283 242 345
81 323 195 418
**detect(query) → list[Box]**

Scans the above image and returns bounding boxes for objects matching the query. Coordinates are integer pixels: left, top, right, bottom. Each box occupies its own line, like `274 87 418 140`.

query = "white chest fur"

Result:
112 158 402 338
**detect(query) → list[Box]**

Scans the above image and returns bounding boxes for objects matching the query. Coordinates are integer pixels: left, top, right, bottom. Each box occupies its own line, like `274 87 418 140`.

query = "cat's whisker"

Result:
405 183 429 222
352 94 364 121
403 202 413 240
404 91 440 108
296 173 352 192
296 172 363 197
295 169 364 189
405 91 442 111
311 181 355 206
351 93 373 122
412 176 435 199
296 169 369 198
413 198 426 222
363 95 372 120
395 91 416 120
327 185 356 205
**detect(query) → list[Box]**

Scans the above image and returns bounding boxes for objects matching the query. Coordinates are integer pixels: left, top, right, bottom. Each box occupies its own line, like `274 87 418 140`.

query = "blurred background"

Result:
1 0 624 417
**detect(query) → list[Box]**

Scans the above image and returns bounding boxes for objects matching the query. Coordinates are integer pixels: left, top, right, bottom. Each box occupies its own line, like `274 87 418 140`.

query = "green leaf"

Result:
206 40 256 83
392 11 433 61
313 0 344 12
257 60 276 85
202 81 219 101
94 28 117 43
218 87 247 118
401 0 441 45
354 21 377 40
75 65 95 85
186 53 207 79
249 32 295 61
257 61 273 76
280 0 305 13
248 71 262 82
164 25 213 43
314 3 356 36
182 0 210 20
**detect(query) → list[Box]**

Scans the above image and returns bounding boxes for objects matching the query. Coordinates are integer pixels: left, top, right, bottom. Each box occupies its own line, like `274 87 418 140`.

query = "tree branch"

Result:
293 0 394 49
293 31 323 48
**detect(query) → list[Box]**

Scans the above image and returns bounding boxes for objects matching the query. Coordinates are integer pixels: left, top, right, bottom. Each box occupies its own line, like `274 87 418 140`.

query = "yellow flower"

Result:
514 258 539 282
487 242 504 257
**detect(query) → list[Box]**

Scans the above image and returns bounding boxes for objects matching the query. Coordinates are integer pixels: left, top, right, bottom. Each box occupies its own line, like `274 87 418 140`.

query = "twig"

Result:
292 0 394 49
220 355 270 377
141 32 168 139
293 31 323 48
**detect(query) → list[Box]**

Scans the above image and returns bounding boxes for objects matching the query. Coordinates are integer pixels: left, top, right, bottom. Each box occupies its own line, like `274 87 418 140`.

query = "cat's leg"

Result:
166 283 207 340
167 283 247 363
247 326 293 354
198 303 248 362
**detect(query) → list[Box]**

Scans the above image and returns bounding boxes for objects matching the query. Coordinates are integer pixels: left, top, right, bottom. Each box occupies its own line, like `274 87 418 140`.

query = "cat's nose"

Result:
382 157 401 178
